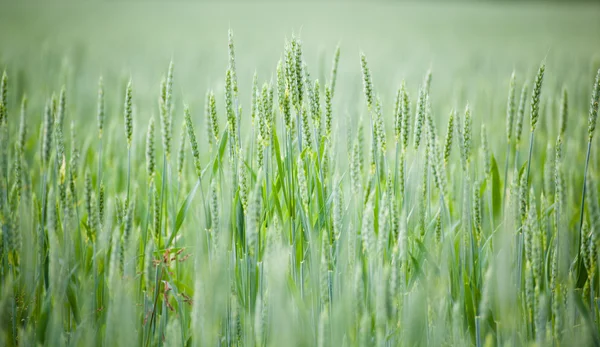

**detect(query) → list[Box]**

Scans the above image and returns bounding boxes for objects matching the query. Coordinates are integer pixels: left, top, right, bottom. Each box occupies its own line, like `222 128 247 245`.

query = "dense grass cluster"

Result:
1 30 600 346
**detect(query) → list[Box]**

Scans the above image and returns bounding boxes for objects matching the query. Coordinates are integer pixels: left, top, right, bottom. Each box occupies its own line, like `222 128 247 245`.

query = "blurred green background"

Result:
1 2 599 151
1 2 598 96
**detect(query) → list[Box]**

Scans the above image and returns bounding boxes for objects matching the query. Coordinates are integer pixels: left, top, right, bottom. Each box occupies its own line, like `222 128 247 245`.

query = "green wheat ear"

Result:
394 87 402 143
184 104 202 179
530 63 545 132
251 71 258 125
160 62 174 158
208 91 219 144
225 69 236 140
588 68 600 140
443 109 455 167
177 119 187 180
481 124 491 178
514 82 528 146
324 85 332 139
423 68 432 94
559 87 568 137
0 70 7 125
506 71 516 141
359 52 374 110
42 98 53 168
400 82 410 152
413 86 426 150
146 117 156 183
329 45 340 98
463 104 472 162
123 80 133 147
57 85 67 130
301 104 312 150
97 76 104 138
18 95 27 152
228 28 238 98
294 36 304 106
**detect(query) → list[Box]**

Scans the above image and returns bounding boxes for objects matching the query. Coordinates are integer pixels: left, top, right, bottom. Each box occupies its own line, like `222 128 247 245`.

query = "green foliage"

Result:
0 16 599 347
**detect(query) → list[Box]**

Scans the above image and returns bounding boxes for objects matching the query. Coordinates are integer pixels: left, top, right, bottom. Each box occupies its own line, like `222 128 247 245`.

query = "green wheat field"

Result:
1 2 600 346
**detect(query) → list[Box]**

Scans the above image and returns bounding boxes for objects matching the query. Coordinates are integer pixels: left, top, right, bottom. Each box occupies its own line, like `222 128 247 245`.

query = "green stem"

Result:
576 140 592 268
525 131 534 188
159 154 167 246
502 140 511 212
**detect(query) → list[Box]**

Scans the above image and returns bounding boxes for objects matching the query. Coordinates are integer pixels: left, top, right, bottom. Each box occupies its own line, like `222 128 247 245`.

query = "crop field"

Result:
1 2 600 346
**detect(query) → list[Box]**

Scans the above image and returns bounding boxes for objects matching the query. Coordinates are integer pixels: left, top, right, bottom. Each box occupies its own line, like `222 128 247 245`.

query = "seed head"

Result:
428 117 445 194
153 189 160 239
530 63 545 132
294 37 304 106
12 144 22 203
515 82 528 145
462 104 472 166
329 45 340 98
297 157 309 213
210 180 219 235
587 178 600 237
361 191 375 257
160 75 173 158
519 172 528 224
177 120 187 180
350 138 362 195
246 176 262 255
398 151 406 199
281 88 292 130
311 79 321 137
443 109 455 167
42 99 54 168
18 96 27 152
0 71 7 125
360 53 374 110
123 80 133 147
204 91 213 147
324 85 333 139
251 71 258 125
423 69 433 94
559 87 568 137
228 29 238 98
145 118 155 183
375 97 386 153
277 59 286 107
473 181 482 239
506 71 516 141
400 82 410 151
57 85 67 130
225 69 236 138
413 87 426 150
301 104 312 150
481 124 491 177
166 60 174 117
394 87 402 143
184 105 202 179
285 39 298 108
54 113 65 170
97 77 104 138
239 161 249 213
588 68 600 140
84 172 94 229
261 82 274 137
377 191 389 260
123 200 135 246
257 87 268 166
208 91 219 144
